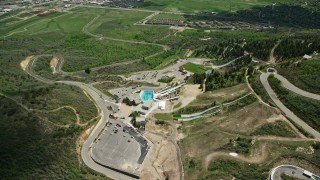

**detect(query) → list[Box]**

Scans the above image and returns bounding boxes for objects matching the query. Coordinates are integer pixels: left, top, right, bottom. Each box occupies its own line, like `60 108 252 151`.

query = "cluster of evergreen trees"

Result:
205 69 246 91
194 39 276 61
275 37 320 61
122 97 137 106
193 56 251 91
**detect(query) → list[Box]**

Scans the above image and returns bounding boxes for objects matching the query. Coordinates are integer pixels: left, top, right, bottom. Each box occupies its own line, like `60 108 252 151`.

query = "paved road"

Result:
25 55 139 180
270 165 320 180
260 72 320 140
274 73 320 101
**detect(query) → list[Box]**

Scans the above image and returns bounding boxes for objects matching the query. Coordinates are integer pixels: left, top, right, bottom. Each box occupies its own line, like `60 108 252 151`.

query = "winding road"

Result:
273 73 320 101
24 55 139 180
260 72 320 140
270 165 320 180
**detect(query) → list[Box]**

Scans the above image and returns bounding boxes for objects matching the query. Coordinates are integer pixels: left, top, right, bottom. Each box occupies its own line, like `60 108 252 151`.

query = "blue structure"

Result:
140 90 154 102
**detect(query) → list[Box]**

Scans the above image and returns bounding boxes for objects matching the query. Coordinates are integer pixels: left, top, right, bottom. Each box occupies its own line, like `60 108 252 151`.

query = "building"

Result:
158 101 166 111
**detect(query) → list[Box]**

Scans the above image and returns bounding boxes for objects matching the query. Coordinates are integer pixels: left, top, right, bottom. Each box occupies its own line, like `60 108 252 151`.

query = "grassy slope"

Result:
84 7 174 43
0 96 107 179
251 121 297 137
180 100 319 179
1 8 163 72
183 62 210 74
138 0 297 13
278 58 320 94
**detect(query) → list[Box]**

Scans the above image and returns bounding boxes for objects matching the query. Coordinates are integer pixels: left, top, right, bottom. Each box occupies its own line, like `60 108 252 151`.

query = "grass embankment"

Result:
137 0 292 13
0 96 107 179
152 13 185 20
36 108 78 126
183 62 211 74
251 121 297 137
1 9 164 72
248 70 273 105
178 84 250 114
63 35 162 71
154 113 173 121
181 104 319 179
268 75 320 132
206 159 268 179
83 7 174 43
20 84 98 124
278 58 320 94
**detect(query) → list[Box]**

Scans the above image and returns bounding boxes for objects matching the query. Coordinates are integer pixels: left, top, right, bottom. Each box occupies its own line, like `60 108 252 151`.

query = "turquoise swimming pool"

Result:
140 90 154 102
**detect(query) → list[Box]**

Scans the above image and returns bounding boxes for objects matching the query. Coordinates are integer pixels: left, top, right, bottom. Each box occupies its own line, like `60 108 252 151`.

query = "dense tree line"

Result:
274 37 320 61
205 69 245 91
194 39 276 61
192 56 250 91
188 4 320 28
122 97 137 106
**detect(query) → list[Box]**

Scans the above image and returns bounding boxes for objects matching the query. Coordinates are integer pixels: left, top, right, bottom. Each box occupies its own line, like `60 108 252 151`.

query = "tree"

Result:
85 67 91 74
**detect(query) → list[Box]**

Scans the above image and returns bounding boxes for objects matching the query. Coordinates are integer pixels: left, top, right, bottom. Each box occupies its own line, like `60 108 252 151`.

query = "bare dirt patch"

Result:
120 103 132 117
139 121 180 180
76 125 94 165
50 56 58 73
174 84 202 111
185 49 194 57
20 56 33 71
268 40 281 64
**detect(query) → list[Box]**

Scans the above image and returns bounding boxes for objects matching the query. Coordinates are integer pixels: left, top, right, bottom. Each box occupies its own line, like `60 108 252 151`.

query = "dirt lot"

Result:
173 84 202 111
139 121 180 180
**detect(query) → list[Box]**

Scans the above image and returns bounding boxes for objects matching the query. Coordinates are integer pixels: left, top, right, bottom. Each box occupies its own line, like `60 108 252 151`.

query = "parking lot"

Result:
91 120 150 172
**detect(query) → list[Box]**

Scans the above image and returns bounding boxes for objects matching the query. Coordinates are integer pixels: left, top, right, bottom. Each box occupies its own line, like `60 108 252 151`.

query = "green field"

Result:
251 121 297 137
183 62 211 74
152 13 185 20
83 8 174 43
137 0 297 13
1 8 164 72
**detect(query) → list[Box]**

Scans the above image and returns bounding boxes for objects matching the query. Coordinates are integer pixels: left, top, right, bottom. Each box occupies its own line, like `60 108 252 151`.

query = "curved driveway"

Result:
25 55 138 180
260 72 320 140
270 165 320 180
273 73 320 101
